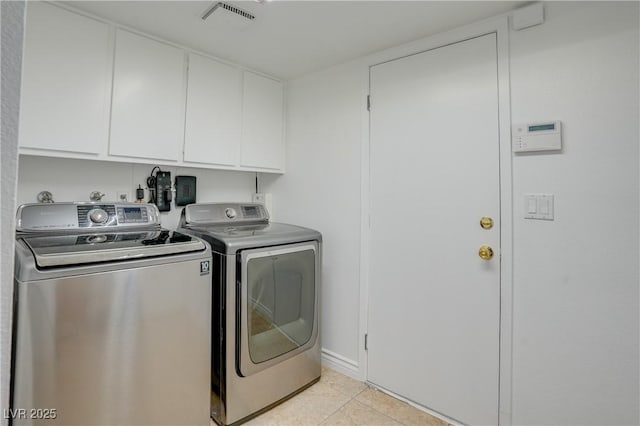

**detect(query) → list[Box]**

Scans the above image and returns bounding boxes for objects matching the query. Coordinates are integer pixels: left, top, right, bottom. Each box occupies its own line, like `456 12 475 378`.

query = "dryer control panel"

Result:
183 203 269 225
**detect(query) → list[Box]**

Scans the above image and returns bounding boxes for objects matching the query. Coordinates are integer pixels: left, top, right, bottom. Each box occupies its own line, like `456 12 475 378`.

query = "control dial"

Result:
225 208 237 219
89 208 109 225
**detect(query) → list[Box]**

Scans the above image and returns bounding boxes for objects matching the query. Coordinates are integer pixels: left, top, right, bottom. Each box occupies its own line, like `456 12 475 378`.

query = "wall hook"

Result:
37 191 54 203
90 191 105 201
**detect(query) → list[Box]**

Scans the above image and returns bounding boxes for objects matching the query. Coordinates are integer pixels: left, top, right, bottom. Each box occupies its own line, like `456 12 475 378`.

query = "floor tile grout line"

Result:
356 386 443 426
320 371 413 425
249 366 441 425
353 398 409 426
315 389 361 425
351 394 409 426
318 386 407 426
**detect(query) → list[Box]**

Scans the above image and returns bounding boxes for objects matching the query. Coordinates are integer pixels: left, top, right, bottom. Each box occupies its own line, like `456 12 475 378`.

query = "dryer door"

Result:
238 241 319 376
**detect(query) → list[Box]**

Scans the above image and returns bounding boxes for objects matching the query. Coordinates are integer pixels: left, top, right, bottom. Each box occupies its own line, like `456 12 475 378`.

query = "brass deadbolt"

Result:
478 245 494 261
480 217 494 230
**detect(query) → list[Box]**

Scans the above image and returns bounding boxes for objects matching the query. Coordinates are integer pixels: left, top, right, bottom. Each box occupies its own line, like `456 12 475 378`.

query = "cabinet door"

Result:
19 2 111 155
110 30 185 162
241 72 284 170
184 54 242 166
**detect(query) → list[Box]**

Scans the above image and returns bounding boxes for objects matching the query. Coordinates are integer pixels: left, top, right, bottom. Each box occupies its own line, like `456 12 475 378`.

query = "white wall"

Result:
510 2 639 425
0 0 25 421
17 156 257 229
265 2 639 424
261 61 364 367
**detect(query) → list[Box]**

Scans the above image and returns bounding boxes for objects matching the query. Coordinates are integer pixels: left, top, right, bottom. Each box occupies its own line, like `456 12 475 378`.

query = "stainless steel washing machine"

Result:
178 203 322 425
12 202 212 426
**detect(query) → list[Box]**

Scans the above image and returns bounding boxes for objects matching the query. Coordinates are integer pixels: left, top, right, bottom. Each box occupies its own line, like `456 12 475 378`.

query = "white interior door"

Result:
368 33 501 425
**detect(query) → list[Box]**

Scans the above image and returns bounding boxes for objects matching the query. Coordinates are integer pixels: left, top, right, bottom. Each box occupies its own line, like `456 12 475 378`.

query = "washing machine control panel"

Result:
16 203 160 232
78 204 156 228
116 206 151 224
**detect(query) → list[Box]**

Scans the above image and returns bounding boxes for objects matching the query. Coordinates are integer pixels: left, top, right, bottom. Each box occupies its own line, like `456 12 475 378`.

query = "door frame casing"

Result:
358 16 513 425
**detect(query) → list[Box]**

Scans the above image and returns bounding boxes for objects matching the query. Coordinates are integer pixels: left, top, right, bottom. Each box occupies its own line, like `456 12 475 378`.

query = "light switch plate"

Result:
524 193 554 220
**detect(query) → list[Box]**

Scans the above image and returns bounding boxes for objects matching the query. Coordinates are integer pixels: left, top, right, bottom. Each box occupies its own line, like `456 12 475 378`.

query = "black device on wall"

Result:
175 176 197 206
155 171 172 211
147 167 172 212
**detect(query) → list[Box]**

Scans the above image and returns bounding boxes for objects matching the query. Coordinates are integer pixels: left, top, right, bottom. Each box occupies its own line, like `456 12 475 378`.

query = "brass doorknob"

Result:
480 217 494 230
478 245 494 260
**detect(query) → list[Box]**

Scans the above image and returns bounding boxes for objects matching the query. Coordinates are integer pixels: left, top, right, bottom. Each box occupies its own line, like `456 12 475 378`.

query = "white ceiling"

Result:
61 1 525 80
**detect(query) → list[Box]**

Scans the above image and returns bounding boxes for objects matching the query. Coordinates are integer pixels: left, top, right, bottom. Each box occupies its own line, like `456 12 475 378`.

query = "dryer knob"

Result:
89 208 109 224
225 208 237 219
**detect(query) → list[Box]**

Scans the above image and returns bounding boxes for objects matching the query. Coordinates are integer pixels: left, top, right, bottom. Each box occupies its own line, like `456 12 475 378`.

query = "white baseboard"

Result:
321 348 363 381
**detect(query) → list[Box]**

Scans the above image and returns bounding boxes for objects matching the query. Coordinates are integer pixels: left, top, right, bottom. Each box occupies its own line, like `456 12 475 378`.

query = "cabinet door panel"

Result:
184 54 241 166
241 72 284 170
110 30 185 162
19 3 111 155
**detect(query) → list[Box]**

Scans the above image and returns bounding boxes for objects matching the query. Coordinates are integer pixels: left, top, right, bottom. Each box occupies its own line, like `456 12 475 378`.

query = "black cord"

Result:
255 172 259 193
147 166 161 204
146 176 156 204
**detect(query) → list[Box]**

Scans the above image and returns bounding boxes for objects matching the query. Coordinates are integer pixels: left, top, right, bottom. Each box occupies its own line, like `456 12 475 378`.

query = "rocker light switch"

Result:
524 194 554 220
527 196 538 214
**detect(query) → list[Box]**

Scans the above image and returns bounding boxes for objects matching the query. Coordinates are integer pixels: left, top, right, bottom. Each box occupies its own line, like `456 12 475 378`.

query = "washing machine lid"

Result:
15 202 206 267
22 230 205 268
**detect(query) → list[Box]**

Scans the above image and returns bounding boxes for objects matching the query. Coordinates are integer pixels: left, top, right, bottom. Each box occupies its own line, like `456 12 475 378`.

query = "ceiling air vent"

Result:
202 2 256 22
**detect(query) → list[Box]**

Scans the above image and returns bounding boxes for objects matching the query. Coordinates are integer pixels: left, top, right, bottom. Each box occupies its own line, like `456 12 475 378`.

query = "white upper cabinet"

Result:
18 5 285 173
19 2 112 155
184 54 242 166
110 29 186 162
241 72 285 170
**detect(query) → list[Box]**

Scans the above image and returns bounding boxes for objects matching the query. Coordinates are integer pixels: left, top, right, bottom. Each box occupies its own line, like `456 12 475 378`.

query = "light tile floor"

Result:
223 366 449 426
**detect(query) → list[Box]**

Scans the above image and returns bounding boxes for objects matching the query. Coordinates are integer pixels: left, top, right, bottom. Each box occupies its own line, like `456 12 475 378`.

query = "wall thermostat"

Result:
512 121 562 152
